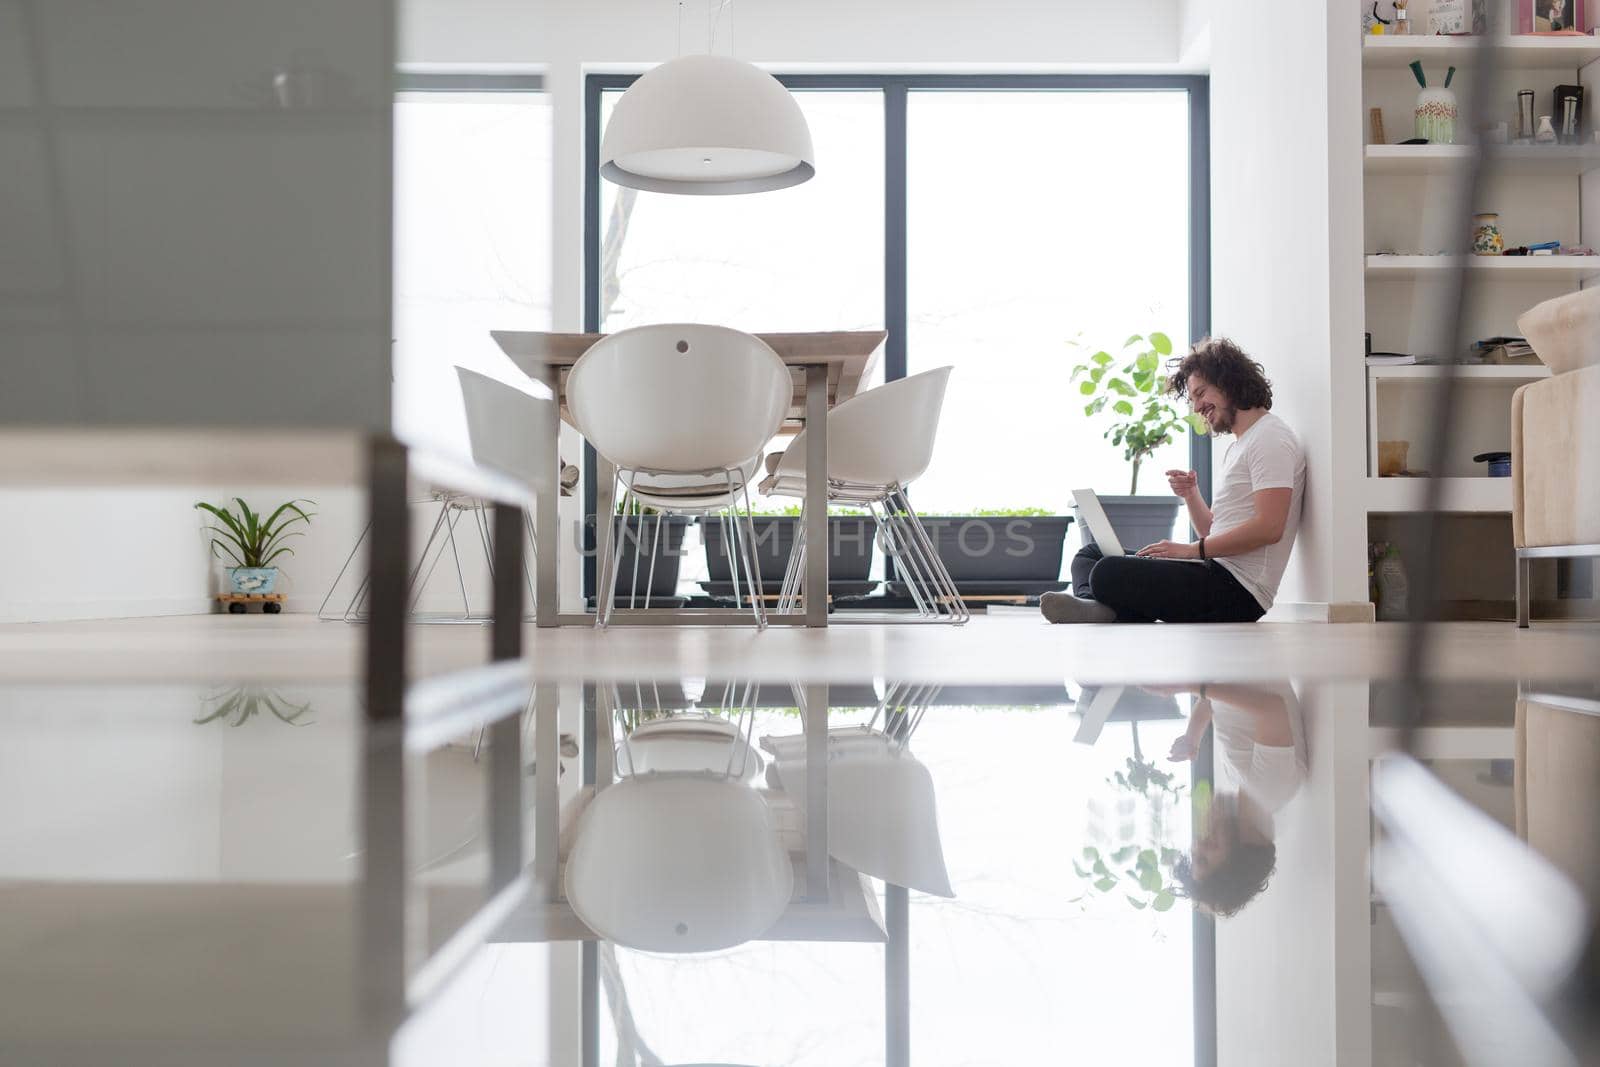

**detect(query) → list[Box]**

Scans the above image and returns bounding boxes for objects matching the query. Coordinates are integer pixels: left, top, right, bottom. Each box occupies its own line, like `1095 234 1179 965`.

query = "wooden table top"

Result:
491 329 886 432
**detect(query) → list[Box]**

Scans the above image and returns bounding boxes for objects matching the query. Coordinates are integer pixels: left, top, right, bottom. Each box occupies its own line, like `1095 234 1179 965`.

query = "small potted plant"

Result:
889 507 1073 599
196 497 314 598
1069 330 1209 550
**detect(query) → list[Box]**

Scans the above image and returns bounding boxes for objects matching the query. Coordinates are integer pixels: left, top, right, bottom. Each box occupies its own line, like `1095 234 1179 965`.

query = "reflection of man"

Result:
1161 683 1306 917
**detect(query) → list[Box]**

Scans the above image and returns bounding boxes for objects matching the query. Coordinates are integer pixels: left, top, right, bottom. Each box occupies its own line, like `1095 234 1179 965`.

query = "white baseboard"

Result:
0 596 215 624
1263 600 1375 623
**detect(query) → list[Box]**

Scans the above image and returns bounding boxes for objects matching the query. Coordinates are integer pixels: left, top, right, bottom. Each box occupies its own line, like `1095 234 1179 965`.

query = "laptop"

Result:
1070 488 1124 557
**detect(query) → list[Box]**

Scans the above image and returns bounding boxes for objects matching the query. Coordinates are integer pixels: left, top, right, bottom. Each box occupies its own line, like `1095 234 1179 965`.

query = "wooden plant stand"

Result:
217 592 286 615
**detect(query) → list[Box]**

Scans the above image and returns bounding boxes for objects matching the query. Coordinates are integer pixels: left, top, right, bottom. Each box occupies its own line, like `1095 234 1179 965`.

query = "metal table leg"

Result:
531 362 560 628
804 364 829 628
804 681 830 901
886 883 909 1067
532 684 560 901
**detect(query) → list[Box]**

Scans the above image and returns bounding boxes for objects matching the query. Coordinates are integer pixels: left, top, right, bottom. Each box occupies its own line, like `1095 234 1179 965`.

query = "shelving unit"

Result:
1365 142 1600 174
1362 34 1600 68
1359 25 1600 624
1364 476 1511 513
1365 254 1600 280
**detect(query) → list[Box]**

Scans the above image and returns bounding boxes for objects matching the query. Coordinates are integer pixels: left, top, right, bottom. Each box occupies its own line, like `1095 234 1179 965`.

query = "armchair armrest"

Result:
1512 364 1600 549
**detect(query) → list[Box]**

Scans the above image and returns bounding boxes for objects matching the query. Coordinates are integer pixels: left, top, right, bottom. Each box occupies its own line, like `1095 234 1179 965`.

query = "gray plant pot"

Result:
888 516 1073 597
701 515 875 596
1074 496 1182 554
590 515 690 600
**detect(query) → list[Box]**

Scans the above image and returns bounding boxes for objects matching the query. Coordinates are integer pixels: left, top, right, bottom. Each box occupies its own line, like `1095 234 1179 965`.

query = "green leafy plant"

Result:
1072 844 1183 912
931 507 1054 518
194 685 314 727
1070 331 1209 494
195 497 314 570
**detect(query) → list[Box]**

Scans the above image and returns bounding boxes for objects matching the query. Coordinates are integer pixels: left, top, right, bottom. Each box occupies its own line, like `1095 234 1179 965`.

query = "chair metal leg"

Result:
721 510 746 612
890 488 969 624
873 500 929 617
1516 554 1531 628
598 475 630 629
642 511 663 610
318 519 371 620
626 505 643 612
778 513 806 614
441 504 473 619
404 499 457 615
734 475 768 629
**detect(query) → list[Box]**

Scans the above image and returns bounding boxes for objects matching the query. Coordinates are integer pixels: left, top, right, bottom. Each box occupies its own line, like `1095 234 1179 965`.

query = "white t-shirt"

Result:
1209 411 1305 609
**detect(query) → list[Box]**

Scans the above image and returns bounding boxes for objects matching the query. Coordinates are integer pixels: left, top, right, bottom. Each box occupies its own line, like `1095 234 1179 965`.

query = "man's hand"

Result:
1168 736 1196 762
1136 540 1200 559
1165 469 1200 499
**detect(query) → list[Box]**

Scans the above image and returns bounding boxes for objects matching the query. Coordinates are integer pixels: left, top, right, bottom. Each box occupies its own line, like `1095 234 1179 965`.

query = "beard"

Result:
1206 403 1238 434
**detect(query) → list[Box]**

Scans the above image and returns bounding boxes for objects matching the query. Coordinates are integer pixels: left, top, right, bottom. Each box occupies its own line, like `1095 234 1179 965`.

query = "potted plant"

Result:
1069 330 1209 550
196 497 314 598
700 505 876 600
887 507 1073 599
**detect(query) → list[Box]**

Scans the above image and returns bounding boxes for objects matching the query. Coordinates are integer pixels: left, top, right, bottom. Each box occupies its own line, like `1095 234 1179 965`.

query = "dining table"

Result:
491 329 887 627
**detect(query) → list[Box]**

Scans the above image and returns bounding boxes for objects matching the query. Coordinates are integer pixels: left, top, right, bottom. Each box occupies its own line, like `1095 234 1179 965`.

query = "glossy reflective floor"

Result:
0 619 1596 1066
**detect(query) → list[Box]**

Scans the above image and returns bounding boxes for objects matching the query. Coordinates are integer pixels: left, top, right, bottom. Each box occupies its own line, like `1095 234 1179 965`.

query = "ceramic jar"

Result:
1472 213 1503 256
1415 85 1458 144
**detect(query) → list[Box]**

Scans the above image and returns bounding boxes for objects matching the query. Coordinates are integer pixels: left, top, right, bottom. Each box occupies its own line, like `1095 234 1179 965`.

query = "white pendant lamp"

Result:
600 53 815 195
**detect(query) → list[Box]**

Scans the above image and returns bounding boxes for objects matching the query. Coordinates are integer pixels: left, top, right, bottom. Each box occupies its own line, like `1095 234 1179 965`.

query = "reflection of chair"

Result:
565 694 793 952
761 367 966 623
1511 289 1600 627
761 682 954 897
317 368 566 622
567 324 791 628
1515 692 1600 907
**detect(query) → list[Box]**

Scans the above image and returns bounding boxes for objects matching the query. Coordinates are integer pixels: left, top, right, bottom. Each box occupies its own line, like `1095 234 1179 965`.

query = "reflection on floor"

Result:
0 618 1595 1066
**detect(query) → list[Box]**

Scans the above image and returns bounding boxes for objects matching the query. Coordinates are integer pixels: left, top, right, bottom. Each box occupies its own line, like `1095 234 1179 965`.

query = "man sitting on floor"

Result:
1042 337 1306 624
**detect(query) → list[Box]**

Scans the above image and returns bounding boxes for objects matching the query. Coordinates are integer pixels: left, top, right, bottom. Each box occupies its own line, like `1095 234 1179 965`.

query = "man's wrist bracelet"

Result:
1198 537 1207 560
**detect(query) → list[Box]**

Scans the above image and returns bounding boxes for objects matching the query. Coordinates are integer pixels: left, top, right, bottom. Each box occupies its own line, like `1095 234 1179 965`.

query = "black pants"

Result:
1070 544 1266 624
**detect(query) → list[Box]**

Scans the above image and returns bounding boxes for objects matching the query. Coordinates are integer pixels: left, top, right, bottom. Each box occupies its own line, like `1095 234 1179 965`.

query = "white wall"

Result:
1208 0 1366 607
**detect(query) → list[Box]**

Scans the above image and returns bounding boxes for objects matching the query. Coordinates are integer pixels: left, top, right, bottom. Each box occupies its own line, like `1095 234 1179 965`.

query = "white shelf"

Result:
1362 33 1600 69
1365 476 1512 513
1365 254 1600 281
1367 363 1551 381
1364 143 1600 176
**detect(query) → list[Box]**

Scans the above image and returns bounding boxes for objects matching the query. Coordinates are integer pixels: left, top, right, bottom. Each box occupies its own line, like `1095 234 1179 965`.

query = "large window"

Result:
586 76 1208 521
394 81 552 458
906 90 1193 514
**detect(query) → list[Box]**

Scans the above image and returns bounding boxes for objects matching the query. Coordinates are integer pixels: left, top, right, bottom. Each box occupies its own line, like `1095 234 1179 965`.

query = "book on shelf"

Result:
1366 354 1417 366
1471 336 1542 365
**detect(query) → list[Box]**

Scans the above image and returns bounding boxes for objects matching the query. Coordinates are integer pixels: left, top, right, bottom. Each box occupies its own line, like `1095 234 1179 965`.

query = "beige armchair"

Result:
1511 289 1600 627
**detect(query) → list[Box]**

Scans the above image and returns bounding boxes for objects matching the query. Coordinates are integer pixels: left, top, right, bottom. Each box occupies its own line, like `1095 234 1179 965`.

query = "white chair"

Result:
567 323 791 628
760 365 967 623
318 367 566 622
760 681 953 897
564 693 793 953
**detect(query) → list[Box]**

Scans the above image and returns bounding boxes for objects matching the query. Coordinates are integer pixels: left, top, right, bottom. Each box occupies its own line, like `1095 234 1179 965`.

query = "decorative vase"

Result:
229 566 279 594
1410 62 1458 144
1471 213 1503 256
1535 115 1558 144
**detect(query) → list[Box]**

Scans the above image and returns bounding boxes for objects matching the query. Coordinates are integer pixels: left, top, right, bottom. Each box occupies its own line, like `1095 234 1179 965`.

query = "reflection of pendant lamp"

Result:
600 54 815 195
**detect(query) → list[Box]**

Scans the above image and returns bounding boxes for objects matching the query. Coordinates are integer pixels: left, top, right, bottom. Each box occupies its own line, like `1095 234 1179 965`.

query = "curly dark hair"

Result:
1173 842 1277 918
1166 336 1274 411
